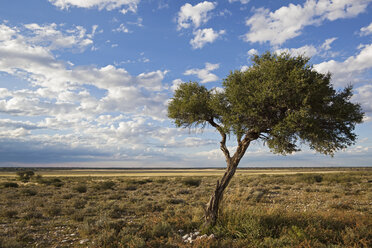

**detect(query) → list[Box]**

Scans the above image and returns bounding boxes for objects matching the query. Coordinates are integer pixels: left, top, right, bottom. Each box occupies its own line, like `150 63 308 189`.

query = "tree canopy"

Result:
168 52 364 156
168 52 364 226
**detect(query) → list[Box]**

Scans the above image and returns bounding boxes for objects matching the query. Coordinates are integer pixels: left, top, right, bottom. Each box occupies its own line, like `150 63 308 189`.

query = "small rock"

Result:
62 239 68 243
70 233 76 236
79 239 89 244
178 229 184 233
182 234 189 240
194 231 200 236
208 234 215 240
200 234 208 239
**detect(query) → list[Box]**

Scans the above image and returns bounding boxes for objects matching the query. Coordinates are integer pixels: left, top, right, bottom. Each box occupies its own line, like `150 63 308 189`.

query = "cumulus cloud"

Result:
170 79 184 92
177 1 216 30
276 45 318 57
360 22 372 36
190 28 225 49
0 23 95 53
244 0 371 45
184 62 219 83
275 37 338 58
49 0 140 14
0 22 180 164
353 84 372 113
314 43 372 87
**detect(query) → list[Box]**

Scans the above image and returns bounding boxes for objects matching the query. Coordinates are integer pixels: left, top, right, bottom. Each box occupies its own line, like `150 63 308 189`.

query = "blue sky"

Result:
0 0 371 167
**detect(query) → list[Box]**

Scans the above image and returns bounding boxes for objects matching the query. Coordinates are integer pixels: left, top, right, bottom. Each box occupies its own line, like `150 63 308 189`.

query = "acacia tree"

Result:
167 52 364 226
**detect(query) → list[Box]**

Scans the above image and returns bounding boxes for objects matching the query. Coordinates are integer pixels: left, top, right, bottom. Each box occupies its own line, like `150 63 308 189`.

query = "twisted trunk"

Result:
205 161 238 226
204 125 259 226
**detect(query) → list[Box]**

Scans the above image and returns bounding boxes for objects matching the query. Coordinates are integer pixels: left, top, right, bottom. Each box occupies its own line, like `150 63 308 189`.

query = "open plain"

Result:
0 168 371 247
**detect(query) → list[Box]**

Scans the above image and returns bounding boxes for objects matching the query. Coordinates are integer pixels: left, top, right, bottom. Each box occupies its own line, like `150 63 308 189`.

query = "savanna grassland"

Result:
0 168 371 248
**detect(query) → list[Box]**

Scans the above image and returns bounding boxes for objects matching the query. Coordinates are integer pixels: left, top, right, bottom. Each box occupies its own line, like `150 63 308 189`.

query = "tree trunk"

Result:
205 161 238 226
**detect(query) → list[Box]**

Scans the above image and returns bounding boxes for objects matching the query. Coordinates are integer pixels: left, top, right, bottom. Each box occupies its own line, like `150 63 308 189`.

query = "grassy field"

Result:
0 168 371 247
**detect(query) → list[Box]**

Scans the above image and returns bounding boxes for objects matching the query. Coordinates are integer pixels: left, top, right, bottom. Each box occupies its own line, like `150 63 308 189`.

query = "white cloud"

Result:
170 79 184 92
244 0 371 45
113 24 129 33
190 28 225 49
0 20 171 155
21 23 95 51
276 45 318 57
247 48 258 56
240 65 249 72
353 84 372 113
360 22 372 36
314 44 372 87
275 37 338 58
228 0 250 4
184 62 219 83
177 1 216 30
49 0 140 14
321 37 337 50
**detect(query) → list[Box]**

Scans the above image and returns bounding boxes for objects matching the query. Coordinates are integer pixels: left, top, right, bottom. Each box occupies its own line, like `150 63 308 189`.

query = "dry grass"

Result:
0 168 370 247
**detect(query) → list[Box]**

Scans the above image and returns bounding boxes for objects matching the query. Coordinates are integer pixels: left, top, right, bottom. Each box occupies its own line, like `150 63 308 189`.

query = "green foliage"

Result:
168 52 364 156
16 170 34 182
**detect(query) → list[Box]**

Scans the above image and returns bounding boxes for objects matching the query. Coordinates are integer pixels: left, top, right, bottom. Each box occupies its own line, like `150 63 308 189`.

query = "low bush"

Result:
298 174 323 184
2 182 19 188
46 206 62 217
94 181 116 190
124 185 137 191
74 184 87 193
16 170 34 182
168 198 185 205
73 199 87 209
182 178 201 187
21 188 37 196
2 210 18 218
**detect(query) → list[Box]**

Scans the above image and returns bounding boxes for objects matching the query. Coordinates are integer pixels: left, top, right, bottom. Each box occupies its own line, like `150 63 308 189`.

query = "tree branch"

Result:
208 118 231 163
231 130 260 165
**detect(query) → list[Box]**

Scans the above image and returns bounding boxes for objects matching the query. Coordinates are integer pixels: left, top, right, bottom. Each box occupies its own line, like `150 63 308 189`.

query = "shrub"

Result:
108 205 124 219
151 221 172 238
46 206 62 217
16 170 34 182
177 189 191 195
168 198 185 205
23 211 43 220
36 177 64 187
21 188 37 196
2 182 18 188
129 179 153 185
3 210 18 218
298 174 323 184
50 178 64 187
182 178 201 187
73 199 87 209
124 185 137 191
156 178 168 184
74 184 87 193
95 181 116 190
72 210 85 222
